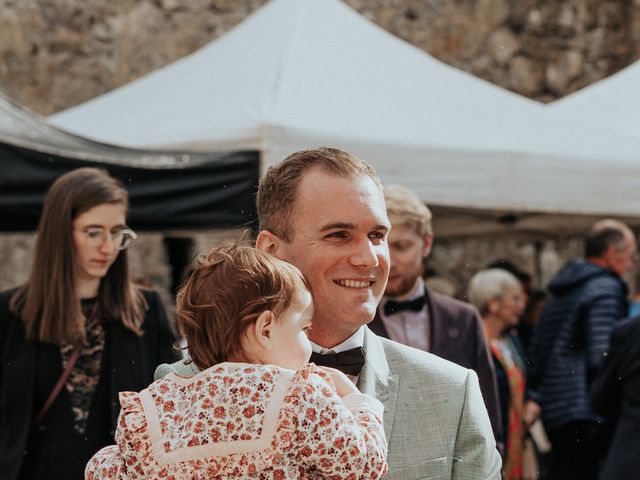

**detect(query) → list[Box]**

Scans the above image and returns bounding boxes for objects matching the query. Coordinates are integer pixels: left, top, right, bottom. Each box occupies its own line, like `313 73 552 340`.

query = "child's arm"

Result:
287 367 388 479
85 391 153 480
85 445 127 480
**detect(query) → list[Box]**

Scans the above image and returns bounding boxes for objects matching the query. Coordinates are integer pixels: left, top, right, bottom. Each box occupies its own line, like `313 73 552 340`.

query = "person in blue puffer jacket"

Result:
527 219 636 480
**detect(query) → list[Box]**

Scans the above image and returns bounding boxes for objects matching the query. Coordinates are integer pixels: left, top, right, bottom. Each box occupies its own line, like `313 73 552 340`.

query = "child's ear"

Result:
253 310 276 350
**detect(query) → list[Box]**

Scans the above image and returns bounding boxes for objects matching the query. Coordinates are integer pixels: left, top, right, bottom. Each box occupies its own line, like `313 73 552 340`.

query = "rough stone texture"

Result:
0 234 36 291
0 0 268 114
0 0 639 114
508 55 545 96
430 235 584 297
546 49 584 94
0 231 171 296
0 229 245 308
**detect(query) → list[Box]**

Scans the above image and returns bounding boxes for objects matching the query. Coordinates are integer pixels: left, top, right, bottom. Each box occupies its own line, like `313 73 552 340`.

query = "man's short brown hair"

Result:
384 184 433 237
257 147 382 241
176 244 308 370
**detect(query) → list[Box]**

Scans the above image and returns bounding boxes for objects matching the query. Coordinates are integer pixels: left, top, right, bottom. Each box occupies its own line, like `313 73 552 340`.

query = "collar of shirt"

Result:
379 277 430 351
310 325 365 354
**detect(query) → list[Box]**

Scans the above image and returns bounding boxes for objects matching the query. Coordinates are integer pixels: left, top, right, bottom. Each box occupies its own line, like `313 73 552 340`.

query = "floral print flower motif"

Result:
86 364 387 479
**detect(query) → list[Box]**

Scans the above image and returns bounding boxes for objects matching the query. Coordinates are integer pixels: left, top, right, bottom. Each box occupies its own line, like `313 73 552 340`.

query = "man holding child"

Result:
159 147 501 479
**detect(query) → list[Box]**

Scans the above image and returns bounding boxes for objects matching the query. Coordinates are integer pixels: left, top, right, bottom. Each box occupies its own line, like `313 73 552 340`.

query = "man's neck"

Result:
309 326 365 353
586 256 615 274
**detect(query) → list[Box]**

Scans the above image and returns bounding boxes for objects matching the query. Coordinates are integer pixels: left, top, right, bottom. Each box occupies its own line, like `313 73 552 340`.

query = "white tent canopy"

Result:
547 61 640 140
50 0 640 218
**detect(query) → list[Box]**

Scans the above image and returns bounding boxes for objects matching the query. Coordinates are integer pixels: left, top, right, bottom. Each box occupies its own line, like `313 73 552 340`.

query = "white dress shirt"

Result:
379 277 430 352
310 325 366 354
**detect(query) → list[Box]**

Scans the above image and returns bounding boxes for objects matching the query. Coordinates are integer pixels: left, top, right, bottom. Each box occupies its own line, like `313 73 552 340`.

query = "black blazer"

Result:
592 315 640 480
370 285 503 448
0 288 180 480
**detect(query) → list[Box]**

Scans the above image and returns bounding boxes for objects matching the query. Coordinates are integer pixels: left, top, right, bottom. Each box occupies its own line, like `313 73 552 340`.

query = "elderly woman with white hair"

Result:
468 268 540 480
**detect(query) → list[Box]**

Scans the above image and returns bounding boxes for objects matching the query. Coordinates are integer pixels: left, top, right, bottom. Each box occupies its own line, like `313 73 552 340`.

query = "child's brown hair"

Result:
176 244 309 370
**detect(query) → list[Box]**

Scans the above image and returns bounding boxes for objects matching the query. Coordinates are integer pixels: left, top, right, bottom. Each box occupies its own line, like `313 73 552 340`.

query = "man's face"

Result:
264 169 391 346
385 223 432 298
608 233 637 276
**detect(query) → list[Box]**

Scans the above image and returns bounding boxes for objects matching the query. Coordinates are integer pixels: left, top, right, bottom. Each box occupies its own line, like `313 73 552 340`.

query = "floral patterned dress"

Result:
86 363 387 479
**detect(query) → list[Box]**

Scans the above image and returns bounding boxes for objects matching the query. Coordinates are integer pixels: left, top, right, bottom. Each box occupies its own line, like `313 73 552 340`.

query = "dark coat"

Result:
369 285 502 447
0 288 180 480
528 259 627 431
591 315 640 480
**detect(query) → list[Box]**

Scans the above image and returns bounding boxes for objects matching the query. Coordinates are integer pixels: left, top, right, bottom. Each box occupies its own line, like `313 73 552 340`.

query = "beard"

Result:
385 272 420 298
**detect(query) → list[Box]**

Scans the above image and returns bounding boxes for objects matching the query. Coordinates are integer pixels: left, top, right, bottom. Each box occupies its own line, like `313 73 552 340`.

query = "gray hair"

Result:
467 268 521 315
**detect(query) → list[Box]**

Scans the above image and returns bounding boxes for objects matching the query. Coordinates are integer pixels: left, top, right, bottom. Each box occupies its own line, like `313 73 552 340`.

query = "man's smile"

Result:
334 279 375 288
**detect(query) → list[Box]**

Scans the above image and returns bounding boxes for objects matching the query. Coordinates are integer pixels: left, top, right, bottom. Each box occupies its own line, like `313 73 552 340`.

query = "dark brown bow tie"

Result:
384 296 425 316
309 347 366 376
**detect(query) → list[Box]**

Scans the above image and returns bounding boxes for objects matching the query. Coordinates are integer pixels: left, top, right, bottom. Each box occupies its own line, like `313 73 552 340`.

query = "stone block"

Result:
508 55 545 96
487 27 520 64
545 49 584 94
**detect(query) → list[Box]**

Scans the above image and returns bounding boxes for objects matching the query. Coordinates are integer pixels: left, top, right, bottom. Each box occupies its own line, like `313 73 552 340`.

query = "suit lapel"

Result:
359 327 399 440
424 286 443 356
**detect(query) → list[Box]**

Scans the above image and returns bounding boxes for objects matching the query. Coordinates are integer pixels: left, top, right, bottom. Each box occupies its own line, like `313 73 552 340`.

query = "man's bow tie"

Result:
383 295 425 316
309 347 366 376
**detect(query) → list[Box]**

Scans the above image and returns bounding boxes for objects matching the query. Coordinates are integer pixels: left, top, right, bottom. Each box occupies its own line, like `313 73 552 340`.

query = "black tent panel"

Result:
0 142 259 232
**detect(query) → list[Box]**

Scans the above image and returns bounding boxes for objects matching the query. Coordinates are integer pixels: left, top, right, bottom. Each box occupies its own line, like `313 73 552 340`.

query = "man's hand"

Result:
317 366 359 397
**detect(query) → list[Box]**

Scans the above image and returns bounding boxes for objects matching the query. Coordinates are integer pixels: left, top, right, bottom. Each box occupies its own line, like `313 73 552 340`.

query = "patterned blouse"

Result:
86 363 388 479
60 298 104 435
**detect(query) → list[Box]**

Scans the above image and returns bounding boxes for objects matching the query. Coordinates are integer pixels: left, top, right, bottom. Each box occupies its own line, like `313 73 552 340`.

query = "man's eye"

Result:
326 231 347 239
369 232 385 242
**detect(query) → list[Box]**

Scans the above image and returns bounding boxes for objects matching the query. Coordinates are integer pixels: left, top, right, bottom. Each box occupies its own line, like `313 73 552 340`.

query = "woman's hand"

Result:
317 366 359 397
524 399 541 428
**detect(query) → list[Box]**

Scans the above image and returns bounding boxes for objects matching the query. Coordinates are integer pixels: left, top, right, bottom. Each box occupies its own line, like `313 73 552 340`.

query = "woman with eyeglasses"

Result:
0 167 180 480
467 268 540 480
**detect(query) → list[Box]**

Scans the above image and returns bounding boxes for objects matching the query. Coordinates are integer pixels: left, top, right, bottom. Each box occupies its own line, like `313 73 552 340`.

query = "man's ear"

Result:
423 234 434 258
600 245 618 269
256 230 283 256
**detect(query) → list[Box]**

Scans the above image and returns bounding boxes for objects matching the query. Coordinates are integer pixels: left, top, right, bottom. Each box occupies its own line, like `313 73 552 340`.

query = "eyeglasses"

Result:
77 227 138 250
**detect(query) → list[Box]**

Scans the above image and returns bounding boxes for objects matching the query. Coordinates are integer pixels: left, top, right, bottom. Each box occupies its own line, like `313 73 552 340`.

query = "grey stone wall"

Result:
1 0 638 114
351 0 640 101
0 229 245 308
0 232 172 294
430 235 584 298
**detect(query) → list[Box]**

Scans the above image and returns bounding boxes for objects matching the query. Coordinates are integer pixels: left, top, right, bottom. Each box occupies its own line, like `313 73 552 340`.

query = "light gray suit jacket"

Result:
154 328 501 479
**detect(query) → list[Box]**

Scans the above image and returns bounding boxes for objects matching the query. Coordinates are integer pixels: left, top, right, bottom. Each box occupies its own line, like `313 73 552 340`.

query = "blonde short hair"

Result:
467 268 521 316
384 184 433 237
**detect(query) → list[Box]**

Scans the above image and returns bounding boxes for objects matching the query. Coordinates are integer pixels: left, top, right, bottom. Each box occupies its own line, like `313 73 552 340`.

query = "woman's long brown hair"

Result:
10 167 145 345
